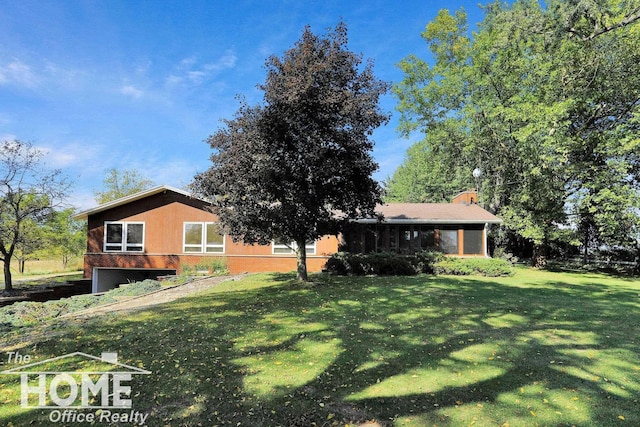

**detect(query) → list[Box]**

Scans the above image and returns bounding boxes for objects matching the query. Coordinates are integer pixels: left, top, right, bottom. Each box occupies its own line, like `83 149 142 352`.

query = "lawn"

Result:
6 257 83 277
1 268 638 426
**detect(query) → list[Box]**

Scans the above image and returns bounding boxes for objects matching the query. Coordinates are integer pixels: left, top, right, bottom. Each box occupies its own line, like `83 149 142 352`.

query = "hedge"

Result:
325 252 417 276
325 251 513 277
433 257 513 277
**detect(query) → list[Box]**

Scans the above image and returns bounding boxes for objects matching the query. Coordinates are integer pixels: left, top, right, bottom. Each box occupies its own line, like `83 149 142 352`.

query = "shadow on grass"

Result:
1 271 639 426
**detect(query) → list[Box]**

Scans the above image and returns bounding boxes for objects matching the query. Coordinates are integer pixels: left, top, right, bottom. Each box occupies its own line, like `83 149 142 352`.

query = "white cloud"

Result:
135 61 152 75
165 74 183 86
165 51 237 88
0 133 18 141
36 141 104 171
120 84 144 98
0 60 39 88
187 70 207 83
35 144 78 167
203 52 237 72
43 61 87 89
179 57 197 68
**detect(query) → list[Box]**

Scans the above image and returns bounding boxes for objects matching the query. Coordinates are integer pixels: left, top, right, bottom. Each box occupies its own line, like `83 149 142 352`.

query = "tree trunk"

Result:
582 227 589 265
295 239 308 282
19 257 25 274
3 259 13 291
532 242 548 268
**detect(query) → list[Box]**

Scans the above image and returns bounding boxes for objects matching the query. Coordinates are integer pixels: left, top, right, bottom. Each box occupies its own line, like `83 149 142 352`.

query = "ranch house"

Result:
74 186 501 292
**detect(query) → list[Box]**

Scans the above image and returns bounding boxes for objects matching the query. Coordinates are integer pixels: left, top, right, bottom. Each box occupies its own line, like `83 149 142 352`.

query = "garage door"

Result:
92 268 177 293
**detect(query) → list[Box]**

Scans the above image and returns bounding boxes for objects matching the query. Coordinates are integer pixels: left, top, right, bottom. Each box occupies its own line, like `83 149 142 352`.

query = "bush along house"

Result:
74 186 501 292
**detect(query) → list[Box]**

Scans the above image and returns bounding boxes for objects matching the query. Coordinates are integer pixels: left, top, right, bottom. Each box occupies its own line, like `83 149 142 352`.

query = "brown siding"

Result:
83 191 340 277
83 253 336 276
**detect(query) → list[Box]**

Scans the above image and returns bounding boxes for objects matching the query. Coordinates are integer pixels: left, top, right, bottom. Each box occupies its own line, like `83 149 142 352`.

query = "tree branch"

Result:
579 6 640 41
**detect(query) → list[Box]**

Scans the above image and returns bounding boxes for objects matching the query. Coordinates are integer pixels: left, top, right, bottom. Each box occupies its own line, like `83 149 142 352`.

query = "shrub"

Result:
0 279 164 331
433 257 513 277
108 279 162 297
411 250 445 274
326 252 513 277
182 258 229 276
367 252 417 276
325 252 416 276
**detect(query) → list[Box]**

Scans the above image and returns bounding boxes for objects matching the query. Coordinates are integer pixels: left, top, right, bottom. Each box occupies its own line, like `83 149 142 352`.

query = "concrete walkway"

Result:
67 274 245 318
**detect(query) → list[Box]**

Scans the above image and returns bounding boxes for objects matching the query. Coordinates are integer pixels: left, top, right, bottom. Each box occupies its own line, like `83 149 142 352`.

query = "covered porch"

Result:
341 202 502 257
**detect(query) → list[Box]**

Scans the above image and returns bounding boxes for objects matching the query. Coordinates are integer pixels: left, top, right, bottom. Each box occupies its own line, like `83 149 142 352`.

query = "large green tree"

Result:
93 168 155 204
193 22 389 281
391 0 640 262
385 130 472 203
0 140 70 290
13 217 46 274
41 208 86 269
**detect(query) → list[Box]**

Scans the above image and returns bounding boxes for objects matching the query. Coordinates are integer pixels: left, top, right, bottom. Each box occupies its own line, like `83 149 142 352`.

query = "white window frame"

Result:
104 221 145 252
183 222 225 254
272 240 316 255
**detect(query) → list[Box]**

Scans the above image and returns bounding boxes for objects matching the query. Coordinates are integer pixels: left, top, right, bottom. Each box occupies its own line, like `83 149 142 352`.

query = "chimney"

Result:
452 190 478 205
101 352 118 364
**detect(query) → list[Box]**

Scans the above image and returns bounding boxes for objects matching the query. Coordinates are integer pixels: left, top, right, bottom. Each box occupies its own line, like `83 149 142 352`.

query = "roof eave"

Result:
72 185 197 220
354 219 502 225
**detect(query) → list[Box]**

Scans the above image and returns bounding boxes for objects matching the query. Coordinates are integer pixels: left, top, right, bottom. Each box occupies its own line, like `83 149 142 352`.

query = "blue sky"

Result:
0 0 485 209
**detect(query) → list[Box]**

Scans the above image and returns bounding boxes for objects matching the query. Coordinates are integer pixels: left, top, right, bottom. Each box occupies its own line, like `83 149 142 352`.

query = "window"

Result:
388 226 397 252
420 227 436 250
104 222 144 252
399 226 420 254
463 228 484 255
272 240 316 255
183 222 225 253
439 229 459 254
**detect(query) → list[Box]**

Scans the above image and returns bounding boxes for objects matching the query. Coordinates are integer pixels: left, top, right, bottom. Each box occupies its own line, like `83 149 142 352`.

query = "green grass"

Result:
1 268 638 426
8 257 83 276
1 257 84 289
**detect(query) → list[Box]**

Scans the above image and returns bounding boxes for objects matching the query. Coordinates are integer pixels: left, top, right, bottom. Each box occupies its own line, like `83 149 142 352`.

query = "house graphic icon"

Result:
1 351 151 409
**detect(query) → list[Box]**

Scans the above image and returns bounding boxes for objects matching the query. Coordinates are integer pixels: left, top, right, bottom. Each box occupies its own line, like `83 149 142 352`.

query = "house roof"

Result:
357 203 502 225
73 184 501 225
0 351 151 374
72 185 197 220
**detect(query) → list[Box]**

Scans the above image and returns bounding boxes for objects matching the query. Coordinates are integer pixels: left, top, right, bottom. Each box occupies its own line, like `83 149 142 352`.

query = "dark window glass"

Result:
376 226 387 252
440 229 458 254
388 226 397 252
125 223 144 251
420 227 435 250
106 223 123 244
399 226 412 254
364 228 377 253
464 229 484 255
